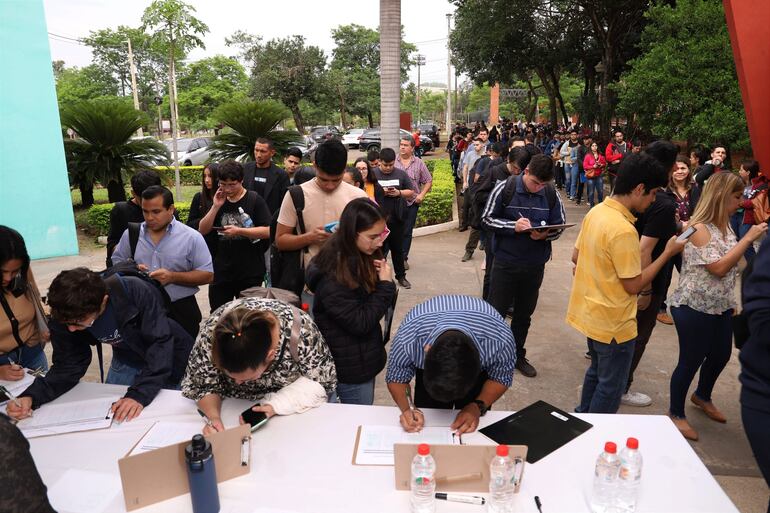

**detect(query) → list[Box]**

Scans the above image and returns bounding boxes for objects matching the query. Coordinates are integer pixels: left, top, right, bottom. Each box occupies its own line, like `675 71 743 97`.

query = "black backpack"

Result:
269 186 307 297
102 222 173 313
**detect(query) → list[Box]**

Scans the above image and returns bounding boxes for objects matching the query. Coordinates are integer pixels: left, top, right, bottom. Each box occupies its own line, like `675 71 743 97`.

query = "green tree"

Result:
208 100 300 162
141 0 209 197
618 0 748 149
54 64 119 107
227 33 326 133
61 99 169 206
330 23 416 127
176 55 249 130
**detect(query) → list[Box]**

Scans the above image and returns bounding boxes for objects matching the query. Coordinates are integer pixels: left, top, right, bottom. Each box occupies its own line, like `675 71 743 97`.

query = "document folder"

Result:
118 423 251 511
479 400 593 463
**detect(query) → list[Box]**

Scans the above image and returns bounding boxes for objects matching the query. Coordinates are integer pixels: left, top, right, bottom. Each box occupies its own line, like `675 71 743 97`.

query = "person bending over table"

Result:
385 295 516 434
6 268 193 422
182 297 337 435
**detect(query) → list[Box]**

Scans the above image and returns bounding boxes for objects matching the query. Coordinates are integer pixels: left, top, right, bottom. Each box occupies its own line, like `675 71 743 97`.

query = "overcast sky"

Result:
43 0 458 87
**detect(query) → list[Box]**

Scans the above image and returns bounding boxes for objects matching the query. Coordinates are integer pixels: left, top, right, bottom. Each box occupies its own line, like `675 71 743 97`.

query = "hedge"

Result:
84 202 191 235
415 159 454 228
153 166 204 186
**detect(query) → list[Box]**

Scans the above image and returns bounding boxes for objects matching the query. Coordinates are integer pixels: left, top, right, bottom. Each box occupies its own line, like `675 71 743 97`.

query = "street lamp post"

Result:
446 13 452 132
416 54 425 124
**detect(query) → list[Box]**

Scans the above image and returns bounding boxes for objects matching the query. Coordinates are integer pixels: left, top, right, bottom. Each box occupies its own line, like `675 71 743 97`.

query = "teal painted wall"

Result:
0 0 79 259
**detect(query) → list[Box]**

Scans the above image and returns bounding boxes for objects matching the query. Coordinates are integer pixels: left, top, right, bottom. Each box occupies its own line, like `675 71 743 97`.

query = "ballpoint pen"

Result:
197 408 215 429
0 385 22 408
535 495 543 513
405 385 417 422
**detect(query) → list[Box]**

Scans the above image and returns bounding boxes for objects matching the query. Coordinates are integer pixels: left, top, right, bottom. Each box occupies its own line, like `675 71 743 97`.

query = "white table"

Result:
28 382 738 513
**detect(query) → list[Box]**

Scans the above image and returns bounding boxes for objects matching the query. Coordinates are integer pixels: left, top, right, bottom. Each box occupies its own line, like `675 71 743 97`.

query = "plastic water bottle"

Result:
410 443 436 513
488 444 515 513
617 438 643 512
238 207 254 228
590 441 621 513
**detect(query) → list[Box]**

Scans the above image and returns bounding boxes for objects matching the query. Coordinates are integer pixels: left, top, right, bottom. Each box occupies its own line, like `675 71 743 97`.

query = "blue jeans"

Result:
402 203 420 260
106 356 142 386
564 163 572 196
569 163 580 198
0 343 48 372
730 212 756 261
336 379 375 405
585 176 604 207
576 338 636 414
669 305 732 418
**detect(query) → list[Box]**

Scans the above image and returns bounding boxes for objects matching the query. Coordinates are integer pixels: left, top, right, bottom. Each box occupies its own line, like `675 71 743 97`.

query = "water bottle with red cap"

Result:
410 443 436 513
618 437 643 512
590 441 621 513
488 444 515 512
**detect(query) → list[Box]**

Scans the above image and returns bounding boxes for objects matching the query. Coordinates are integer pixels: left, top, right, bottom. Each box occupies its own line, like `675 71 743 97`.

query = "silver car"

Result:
165 137 212 166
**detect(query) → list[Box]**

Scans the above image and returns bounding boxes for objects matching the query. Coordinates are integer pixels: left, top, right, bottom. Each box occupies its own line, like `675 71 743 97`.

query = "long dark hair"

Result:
200 163 220 213
354 157 378 186
312 198 385 292
0 226 30 295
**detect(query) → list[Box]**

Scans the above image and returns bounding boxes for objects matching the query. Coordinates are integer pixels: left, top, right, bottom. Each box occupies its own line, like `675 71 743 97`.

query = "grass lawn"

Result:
71 185 202 207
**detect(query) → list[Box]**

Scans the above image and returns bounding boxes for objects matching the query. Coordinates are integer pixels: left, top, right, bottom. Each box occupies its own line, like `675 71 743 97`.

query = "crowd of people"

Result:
2 128 770 511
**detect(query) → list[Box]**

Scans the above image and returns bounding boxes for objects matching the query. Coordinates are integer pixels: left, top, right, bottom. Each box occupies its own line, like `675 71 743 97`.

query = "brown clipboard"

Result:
118 423 252 511
393 443 527 493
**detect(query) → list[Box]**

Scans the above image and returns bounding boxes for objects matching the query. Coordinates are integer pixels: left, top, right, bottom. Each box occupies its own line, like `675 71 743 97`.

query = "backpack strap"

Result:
96 342 104 383
128 222 141 260
244 190 258 215
287 305 303 363
544 183 558 211
501 175 518 206
288 186 307 261
0 293 25 348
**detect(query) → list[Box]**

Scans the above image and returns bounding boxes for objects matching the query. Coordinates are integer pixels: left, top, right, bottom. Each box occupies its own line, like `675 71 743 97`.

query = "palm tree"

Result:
208 100 300 162
61 99 170 206
380 0 401 151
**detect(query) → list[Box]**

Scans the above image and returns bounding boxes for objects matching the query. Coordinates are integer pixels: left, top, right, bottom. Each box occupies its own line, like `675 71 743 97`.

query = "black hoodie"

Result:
740 237 770 413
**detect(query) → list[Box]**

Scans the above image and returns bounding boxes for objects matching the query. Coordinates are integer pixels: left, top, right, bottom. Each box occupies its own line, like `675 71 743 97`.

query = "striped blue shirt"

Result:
385 295 517 386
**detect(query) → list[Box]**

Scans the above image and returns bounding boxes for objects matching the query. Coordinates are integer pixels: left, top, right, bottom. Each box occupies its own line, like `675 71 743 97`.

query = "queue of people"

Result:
2 132 770 512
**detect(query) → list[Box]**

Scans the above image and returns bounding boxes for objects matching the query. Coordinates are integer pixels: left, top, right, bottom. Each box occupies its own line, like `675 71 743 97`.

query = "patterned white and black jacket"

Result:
181 297 337 402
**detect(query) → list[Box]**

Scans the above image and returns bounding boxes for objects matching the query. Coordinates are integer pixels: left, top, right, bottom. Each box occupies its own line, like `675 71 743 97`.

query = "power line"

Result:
411 37 447 44
48 32 84 42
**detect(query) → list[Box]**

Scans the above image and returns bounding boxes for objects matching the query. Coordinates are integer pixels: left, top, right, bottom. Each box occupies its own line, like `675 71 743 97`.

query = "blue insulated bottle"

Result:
185 434 220 513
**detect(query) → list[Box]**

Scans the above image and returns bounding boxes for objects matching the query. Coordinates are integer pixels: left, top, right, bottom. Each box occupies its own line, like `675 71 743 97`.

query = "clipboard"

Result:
118 423 251 511
522 222 576 232
479 400 593 463
393 444 527 493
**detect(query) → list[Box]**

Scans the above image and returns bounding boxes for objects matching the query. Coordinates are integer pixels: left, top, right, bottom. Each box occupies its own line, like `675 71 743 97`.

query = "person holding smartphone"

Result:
306 199 397 405
182 297 337 435
668 173 768 440
0 226 49 381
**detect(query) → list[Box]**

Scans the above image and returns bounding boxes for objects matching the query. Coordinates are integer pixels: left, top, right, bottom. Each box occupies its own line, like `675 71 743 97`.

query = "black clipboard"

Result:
479 400 593 463
522 223 576 232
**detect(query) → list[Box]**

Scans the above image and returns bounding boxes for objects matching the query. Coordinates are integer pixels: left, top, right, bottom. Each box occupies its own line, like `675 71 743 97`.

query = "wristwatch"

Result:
472 399 488 416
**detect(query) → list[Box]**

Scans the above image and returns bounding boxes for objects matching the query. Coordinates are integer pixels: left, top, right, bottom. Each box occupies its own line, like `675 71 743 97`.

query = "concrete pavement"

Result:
29 196 768 512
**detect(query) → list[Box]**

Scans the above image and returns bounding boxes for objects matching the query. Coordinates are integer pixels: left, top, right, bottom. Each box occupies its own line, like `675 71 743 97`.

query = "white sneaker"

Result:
621 391 652 407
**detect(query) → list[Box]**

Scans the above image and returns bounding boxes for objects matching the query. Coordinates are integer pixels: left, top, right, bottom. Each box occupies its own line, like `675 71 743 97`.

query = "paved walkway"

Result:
30 197 767 512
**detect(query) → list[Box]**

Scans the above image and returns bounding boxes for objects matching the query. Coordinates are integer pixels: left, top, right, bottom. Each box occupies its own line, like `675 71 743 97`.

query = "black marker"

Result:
535 495 543 513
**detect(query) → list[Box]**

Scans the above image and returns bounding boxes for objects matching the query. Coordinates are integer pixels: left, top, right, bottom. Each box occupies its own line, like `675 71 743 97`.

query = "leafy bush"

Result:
84 202 191 235
416 159 454 228
153 166 204 186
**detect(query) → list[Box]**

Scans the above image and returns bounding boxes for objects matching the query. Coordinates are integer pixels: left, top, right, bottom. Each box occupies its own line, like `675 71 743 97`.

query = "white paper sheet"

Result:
0 369 36 404
354 425 456 465
47 469 121 513
16 397 115 438
130 421 203 455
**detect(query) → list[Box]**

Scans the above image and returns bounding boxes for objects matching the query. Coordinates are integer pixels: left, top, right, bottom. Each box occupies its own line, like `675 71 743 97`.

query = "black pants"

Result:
414 369 488 410
625 293 665 393
208 276 263 312
169 294 203 339
382 220 406 280
456 183 467 229
554 163 565 188
487 261 545 359
482 238 494 300
575 174 585 202
461 190 473 231
742 404 770 513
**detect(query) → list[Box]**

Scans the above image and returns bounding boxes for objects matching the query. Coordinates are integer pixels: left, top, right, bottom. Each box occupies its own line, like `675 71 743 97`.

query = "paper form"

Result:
354 425 456 465
16 397 115 438
47 469 121 513
130 421 203 455
0 369 36 404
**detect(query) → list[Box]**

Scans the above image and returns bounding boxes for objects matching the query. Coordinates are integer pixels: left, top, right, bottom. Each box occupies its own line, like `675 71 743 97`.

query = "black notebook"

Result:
479 400 593 463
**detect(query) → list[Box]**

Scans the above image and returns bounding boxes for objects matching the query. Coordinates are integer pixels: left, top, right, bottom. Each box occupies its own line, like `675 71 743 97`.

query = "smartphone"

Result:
676 225 697 242
324 221 339 233
212 226 226 232
241 406 269 432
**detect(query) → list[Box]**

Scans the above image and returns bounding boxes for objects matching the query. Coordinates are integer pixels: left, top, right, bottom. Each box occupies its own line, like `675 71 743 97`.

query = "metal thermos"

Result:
185 434 220 513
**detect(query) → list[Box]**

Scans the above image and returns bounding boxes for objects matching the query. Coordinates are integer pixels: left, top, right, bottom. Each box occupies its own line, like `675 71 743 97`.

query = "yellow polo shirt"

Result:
566 197 641 343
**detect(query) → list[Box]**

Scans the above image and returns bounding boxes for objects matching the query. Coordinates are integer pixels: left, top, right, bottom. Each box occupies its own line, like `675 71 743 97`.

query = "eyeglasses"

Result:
64 317 96 328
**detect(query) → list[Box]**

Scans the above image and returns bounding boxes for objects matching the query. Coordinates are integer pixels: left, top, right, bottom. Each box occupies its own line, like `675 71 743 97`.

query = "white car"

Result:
165 137 212 166
342 129 365 149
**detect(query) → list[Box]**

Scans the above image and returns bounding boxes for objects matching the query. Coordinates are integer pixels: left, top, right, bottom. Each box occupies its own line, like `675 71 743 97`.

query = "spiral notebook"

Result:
479 400 593 463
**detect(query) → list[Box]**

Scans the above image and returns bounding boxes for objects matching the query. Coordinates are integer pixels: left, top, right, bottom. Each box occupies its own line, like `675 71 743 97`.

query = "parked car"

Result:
342 128 366 149
357 128 434 154
289 135 313 161
309 126 343 143
164 137 212 166
416 123 440 148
